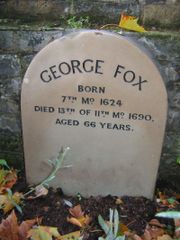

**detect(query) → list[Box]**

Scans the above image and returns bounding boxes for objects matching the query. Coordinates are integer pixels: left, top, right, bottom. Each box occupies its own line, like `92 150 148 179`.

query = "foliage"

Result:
24 147 70 198
67 16 90 29
0 159 10 170
156 191 179 209
67 204 91 228
98 209 125 240
28 226 60 240
0 168 17 194
176 138 180 164
0 189 22 214
0 160 21 214
156 211 180 218
0 210 37 240
58 231 82 240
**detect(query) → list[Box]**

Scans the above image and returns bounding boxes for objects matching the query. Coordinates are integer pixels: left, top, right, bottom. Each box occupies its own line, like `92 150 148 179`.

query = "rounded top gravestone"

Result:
21 30 167 198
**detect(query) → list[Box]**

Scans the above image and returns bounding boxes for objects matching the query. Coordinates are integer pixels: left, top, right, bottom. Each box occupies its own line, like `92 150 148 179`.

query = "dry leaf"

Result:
28 226 60 240
0 210 37 240
68 204 91 228
119 223 129 234
18 219 38 239
27 185 48 199
67 217 83 228
57 231 81 240
69 205 84 218
115 198 123 205
0 169 17 193
67 215 91 228
0 192 23 213
3 170 17 190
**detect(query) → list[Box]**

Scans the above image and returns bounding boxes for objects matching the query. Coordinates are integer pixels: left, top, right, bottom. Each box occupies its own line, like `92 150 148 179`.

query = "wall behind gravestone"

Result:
0 0 179 192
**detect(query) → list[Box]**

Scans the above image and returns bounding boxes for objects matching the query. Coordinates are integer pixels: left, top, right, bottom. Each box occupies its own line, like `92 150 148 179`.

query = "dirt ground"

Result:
0 175 178 240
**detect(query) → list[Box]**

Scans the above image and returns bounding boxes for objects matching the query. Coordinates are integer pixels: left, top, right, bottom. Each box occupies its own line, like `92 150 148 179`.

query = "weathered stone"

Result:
22 30 167 198
143 3 180 28
0 55 21 79
0 129 23 168
167 110 180 131
0 27 179 191
0 97 19 115
0 77 21 97
0 115 21 133
0 0 140 23
0 30 64 53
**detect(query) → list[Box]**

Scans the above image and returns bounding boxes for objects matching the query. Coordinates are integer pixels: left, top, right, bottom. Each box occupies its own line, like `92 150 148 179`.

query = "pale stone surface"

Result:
21 30 167 198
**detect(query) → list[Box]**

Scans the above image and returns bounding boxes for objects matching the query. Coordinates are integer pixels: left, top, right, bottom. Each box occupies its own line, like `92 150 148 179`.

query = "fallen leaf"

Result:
0 169 9 192
68 205 91 228
67 215 91 228
0 169 18 194
69 205 84 218
27 185 48 199
119 223 129 234
0 210 18 240
63 199 73 208
115 198 123 205
28 226 60 240
156 211 180 218
67 217 83 228
57 231 81 240
3 170 17 191
18 219 38 239
0 210 37 240
0 192 23 213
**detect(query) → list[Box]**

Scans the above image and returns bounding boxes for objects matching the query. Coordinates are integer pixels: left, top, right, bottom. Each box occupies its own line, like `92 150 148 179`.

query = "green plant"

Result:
0 159 10 169
156 211 180 219
98 209 125 240
67 16 90 28
24 147 70 197
176 137 180 164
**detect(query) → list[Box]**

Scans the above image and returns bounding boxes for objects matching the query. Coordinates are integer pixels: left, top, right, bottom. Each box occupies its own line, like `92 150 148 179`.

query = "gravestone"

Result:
21 30 167 198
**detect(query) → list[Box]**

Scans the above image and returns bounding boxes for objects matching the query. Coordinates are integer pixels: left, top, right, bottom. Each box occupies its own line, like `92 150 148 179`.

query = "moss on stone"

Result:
139 31 180 40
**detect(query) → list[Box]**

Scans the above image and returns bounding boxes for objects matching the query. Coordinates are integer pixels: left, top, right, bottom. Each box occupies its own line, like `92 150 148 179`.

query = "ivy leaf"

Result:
27 226 60 240
0 210 37 240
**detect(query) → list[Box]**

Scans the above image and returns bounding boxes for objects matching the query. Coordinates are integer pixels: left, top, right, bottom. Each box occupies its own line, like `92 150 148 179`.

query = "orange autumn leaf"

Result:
0 169 17 193
18 219 39 239
67 215 91 228
0 210 37 240
69 204 84 218
3 170 17 189
67 217 83 228
119 13 146 32
119 223 129 234
68 205 91 227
